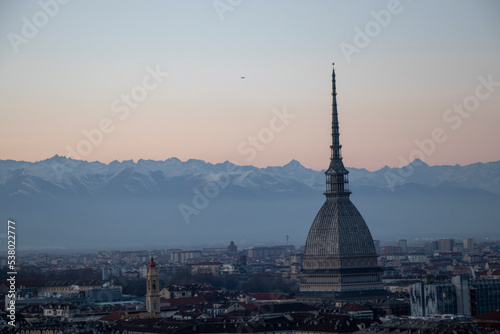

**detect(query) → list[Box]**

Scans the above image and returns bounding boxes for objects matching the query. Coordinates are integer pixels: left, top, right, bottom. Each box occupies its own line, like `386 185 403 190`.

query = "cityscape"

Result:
1 1 500 333
1 236 500 332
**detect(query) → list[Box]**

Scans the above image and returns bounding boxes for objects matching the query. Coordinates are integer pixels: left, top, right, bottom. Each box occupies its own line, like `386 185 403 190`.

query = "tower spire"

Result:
300 64 382 298
149 253 156 267
325 63 350 197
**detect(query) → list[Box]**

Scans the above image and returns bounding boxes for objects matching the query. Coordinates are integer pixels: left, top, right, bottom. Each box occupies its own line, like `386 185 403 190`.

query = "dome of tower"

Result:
304 197 377 258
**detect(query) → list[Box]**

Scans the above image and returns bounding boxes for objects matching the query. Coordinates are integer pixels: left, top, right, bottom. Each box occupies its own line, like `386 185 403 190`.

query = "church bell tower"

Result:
146 254 161 317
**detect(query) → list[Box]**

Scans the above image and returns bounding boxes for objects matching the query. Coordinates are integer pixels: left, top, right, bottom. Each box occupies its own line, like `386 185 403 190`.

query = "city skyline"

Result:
1 1 500 171
2 2 500 331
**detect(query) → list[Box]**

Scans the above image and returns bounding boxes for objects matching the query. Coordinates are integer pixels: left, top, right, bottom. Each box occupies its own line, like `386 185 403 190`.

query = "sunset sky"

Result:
1 0 499 171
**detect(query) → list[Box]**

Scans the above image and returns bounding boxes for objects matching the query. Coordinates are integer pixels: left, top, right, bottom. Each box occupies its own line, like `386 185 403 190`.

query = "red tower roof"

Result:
149 255 156 268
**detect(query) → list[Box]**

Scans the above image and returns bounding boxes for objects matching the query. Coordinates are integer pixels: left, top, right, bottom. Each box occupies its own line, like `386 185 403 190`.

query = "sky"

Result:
0 0 499 171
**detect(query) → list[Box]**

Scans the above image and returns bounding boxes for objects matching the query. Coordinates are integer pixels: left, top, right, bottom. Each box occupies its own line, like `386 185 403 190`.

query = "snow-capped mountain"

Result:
1 156 499 251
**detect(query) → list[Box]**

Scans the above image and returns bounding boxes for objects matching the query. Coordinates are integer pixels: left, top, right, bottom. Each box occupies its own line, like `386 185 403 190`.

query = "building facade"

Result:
410 276 500 316
170 250 202 263
463 238 474 252
397 239 408 253
191 262 222 276
438 238 455 252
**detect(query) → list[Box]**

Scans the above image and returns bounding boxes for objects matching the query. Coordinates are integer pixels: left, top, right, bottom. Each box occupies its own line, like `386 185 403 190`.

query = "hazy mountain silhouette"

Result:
1 156 499 251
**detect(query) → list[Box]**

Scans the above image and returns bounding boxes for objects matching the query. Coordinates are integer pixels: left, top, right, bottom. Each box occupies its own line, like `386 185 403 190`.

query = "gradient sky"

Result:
1 0 499 171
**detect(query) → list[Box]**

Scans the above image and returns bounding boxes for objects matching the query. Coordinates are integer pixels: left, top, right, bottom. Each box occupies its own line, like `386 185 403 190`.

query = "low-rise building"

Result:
43 303 81 319
191 262 222 276
39 280 103 296
408 254 427 263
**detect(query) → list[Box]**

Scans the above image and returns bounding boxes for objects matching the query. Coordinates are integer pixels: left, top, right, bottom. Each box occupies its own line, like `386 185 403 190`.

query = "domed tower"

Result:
299 65 383 300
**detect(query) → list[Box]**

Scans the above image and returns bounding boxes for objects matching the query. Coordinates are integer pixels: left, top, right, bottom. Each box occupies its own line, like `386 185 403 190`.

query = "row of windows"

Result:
342 274 381 284
20 331 63 334
302 273 380 285
304 259 375 268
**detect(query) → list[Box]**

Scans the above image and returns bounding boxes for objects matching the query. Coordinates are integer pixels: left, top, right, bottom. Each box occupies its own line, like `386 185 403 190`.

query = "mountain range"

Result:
1 156 499 251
